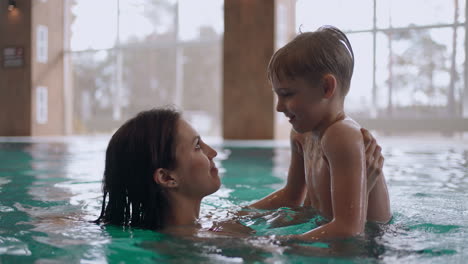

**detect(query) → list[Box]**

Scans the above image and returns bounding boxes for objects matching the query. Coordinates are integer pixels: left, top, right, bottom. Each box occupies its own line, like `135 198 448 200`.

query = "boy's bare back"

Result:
292 117 391 224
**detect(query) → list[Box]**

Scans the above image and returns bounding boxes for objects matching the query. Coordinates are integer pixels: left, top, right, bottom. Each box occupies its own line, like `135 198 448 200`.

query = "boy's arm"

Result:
248 130 307 209
296 125 367 240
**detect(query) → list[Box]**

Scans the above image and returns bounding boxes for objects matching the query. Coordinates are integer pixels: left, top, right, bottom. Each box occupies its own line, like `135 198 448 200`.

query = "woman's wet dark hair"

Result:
95 107 180 230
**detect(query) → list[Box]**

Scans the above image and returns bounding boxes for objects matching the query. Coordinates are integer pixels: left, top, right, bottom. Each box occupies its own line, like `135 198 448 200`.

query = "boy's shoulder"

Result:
290 117 363 153
321 117 363 152
290 129 311 143
290 129 309 154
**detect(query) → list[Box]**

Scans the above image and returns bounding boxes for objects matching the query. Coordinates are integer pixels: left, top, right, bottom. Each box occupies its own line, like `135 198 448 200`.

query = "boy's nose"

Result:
276 99 285 113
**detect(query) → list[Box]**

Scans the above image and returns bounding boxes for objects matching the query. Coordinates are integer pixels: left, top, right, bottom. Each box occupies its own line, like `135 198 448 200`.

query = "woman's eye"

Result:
195 142 201 150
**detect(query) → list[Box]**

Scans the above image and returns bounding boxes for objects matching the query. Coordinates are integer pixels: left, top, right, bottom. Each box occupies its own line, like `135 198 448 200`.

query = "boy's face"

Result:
272 76 329 134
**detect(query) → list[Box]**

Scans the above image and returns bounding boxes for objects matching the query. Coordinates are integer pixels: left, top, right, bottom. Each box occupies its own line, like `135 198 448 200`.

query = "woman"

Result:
95 107 384 234
95 107 221 232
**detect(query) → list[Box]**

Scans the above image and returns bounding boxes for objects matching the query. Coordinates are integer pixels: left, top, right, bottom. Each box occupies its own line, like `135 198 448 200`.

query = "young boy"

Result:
249 25 391 240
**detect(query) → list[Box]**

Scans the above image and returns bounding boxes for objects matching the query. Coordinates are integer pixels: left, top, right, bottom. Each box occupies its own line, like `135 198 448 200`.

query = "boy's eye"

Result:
279 93 293 97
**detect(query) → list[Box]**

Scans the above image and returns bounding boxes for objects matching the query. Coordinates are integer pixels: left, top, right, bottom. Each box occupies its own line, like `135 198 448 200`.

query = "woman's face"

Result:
172 119 220 199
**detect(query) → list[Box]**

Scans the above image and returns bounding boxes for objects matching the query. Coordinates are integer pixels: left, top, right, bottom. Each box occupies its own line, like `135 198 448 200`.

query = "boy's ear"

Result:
153 168 178 188
322 74 337 99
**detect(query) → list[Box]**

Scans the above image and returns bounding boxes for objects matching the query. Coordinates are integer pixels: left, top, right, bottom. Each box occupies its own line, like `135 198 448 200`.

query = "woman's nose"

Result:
210 148 218 159
204 143 217 159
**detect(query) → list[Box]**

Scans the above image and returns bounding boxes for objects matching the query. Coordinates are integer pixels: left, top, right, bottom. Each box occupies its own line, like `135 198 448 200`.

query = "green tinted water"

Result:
0 139 467 263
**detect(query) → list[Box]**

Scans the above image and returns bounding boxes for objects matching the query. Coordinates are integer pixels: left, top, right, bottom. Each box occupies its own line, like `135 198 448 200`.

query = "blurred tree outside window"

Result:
68 0 223 136
295 0 467 133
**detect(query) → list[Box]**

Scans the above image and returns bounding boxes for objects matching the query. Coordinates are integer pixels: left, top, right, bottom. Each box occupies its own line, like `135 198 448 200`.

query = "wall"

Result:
0 1 32 136
0 0 64 136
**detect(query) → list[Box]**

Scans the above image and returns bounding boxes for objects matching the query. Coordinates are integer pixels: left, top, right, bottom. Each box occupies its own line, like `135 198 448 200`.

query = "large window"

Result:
296 0 467 129
68 0 223 136
67 1 467 137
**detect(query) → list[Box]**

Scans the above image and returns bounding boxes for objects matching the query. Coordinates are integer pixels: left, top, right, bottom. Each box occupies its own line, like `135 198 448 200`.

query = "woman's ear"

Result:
321 74 337 99
153 168 178 188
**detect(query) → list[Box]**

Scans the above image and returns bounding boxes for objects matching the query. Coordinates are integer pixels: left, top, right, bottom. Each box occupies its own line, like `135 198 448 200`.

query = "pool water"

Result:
0 137 467 263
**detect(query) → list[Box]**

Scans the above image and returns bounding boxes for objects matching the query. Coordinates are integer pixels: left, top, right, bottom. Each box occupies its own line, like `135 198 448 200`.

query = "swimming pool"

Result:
0 136 466 263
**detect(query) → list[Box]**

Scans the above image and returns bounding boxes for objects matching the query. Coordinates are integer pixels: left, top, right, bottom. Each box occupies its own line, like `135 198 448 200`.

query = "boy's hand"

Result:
361 128 384 194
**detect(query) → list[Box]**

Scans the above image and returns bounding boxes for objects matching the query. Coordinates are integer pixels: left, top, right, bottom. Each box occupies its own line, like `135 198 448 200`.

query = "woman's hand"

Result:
209 220 256 236
361 128 384 194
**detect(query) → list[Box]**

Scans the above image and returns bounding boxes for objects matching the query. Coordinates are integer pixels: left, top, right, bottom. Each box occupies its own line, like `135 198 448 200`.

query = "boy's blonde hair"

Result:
267 25 354 97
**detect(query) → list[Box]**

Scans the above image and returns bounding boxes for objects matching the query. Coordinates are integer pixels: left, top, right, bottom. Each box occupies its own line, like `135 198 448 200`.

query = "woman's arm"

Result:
361 128 384 194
